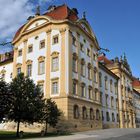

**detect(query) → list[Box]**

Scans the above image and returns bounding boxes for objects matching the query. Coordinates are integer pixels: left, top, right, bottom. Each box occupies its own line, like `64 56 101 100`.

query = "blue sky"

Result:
0 0 140 77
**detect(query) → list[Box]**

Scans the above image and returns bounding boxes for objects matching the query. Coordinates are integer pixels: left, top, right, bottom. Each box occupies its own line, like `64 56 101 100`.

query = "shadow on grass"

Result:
0 131 72 140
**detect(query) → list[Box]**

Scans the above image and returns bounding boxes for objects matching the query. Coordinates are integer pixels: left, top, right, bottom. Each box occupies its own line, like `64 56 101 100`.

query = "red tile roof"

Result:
132 79 140 87
98 55 113 64
44 4 78 21
13 4 78 42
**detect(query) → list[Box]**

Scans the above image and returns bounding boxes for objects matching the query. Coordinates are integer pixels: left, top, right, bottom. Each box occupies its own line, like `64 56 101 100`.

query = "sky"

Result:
0 0 140 77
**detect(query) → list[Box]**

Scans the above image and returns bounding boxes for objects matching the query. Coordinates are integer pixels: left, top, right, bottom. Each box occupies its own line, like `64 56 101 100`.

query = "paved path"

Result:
23 128 140 140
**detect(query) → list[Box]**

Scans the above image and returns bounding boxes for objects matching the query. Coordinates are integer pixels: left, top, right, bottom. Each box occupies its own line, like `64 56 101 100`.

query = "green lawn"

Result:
0 131 71 140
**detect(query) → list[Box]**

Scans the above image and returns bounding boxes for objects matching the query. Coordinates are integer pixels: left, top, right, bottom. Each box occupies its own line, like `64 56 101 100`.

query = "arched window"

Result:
82 106 87 119
90 108 94 120
73 105 79 119
96 109 100 120
112 113 115 122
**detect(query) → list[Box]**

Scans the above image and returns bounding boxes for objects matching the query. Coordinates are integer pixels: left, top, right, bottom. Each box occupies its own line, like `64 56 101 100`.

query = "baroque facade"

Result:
0 4 139 131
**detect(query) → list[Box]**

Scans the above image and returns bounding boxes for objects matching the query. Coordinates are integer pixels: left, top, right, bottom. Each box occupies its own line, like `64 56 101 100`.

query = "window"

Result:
17 67 21 75
40 40 45 49
115 82 118 94
81 83 85 97
52 57 59 71
72 54 77 72
102 111 104 121
112 113 115 122
106 94 108 106
96 109 100 120
28 45 33 53
52 80 58 95
53 35 59 44
80 43 84 52
38 61 45 75
27 64 32 77
72 36 76 46
117 114 119 122
94 68 97 82
110 80 113 92
90 108 94 120
87 48 90 57
73 80 77 95
73 105 79 119
105 76 108 90
93 53 96 61
122 100 125 110
111 96 114 108
83 39 86 43
116 99 118 108
88 86 92 99
99 72 102 87
87 63 91 79
106 112 110 121
38 81 44 94
95 89 98 101
100 92 102 103
81 59 85 76
18 49 22 56
82 106 87 119
1 73 5 80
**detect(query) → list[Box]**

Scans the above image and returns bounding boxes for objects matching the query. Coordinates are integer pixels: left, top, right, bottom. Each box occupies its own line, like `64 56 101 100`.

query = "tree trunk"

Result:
16 119 20 137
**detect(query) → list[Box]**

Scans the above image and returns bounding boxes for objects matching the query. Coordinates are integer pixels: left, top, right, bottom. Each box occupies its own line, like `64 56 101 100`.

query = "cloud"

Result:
0 0 54 42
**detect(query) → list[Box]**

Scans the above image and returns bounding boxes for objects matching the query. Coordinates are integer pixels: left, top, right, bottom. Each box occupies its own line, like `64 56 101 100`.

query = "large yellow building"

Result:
12 4 102 131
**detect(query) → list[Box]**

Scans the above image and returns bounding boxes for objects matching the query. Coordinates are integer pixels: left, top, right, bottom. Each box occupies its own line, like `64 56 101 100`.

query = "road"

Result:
24 128 140 140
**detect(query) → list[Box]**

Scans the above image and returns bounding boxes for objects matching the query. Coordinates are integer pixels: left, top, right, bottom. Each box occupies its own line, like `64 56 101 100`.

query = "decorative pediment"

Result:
26 60 33 65
26 19 49 31
51 51 59 57
16 63 22 68
38 56 45 61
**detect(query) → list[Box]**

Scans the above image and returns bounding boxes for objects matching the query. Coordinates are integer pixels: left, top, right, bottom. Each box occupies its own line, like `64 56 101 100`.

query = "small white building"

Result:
99 62 119 128
0 51 13 83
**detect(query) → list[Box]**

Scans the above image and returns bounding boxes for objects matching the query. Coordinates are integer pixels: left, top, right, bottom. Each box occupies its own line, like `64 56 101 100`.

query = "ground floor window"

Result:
73 105 79 119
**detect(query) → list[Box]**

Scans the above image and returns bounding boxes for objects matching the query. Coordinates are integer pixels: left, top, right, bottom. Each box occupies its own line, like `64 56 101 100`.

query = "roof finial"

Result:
82 11 86 20
35 5 40 16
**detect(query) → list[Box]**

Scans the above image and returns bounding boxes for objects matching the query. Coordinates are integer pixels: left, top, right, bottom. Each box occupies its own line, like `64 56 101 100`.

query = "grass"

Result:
0 131 72 140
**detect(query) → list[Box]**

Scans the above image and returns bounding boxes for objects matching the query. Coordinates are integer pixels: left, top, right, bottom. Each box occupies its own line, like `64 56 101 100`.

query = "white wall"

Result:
99 67 118 125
